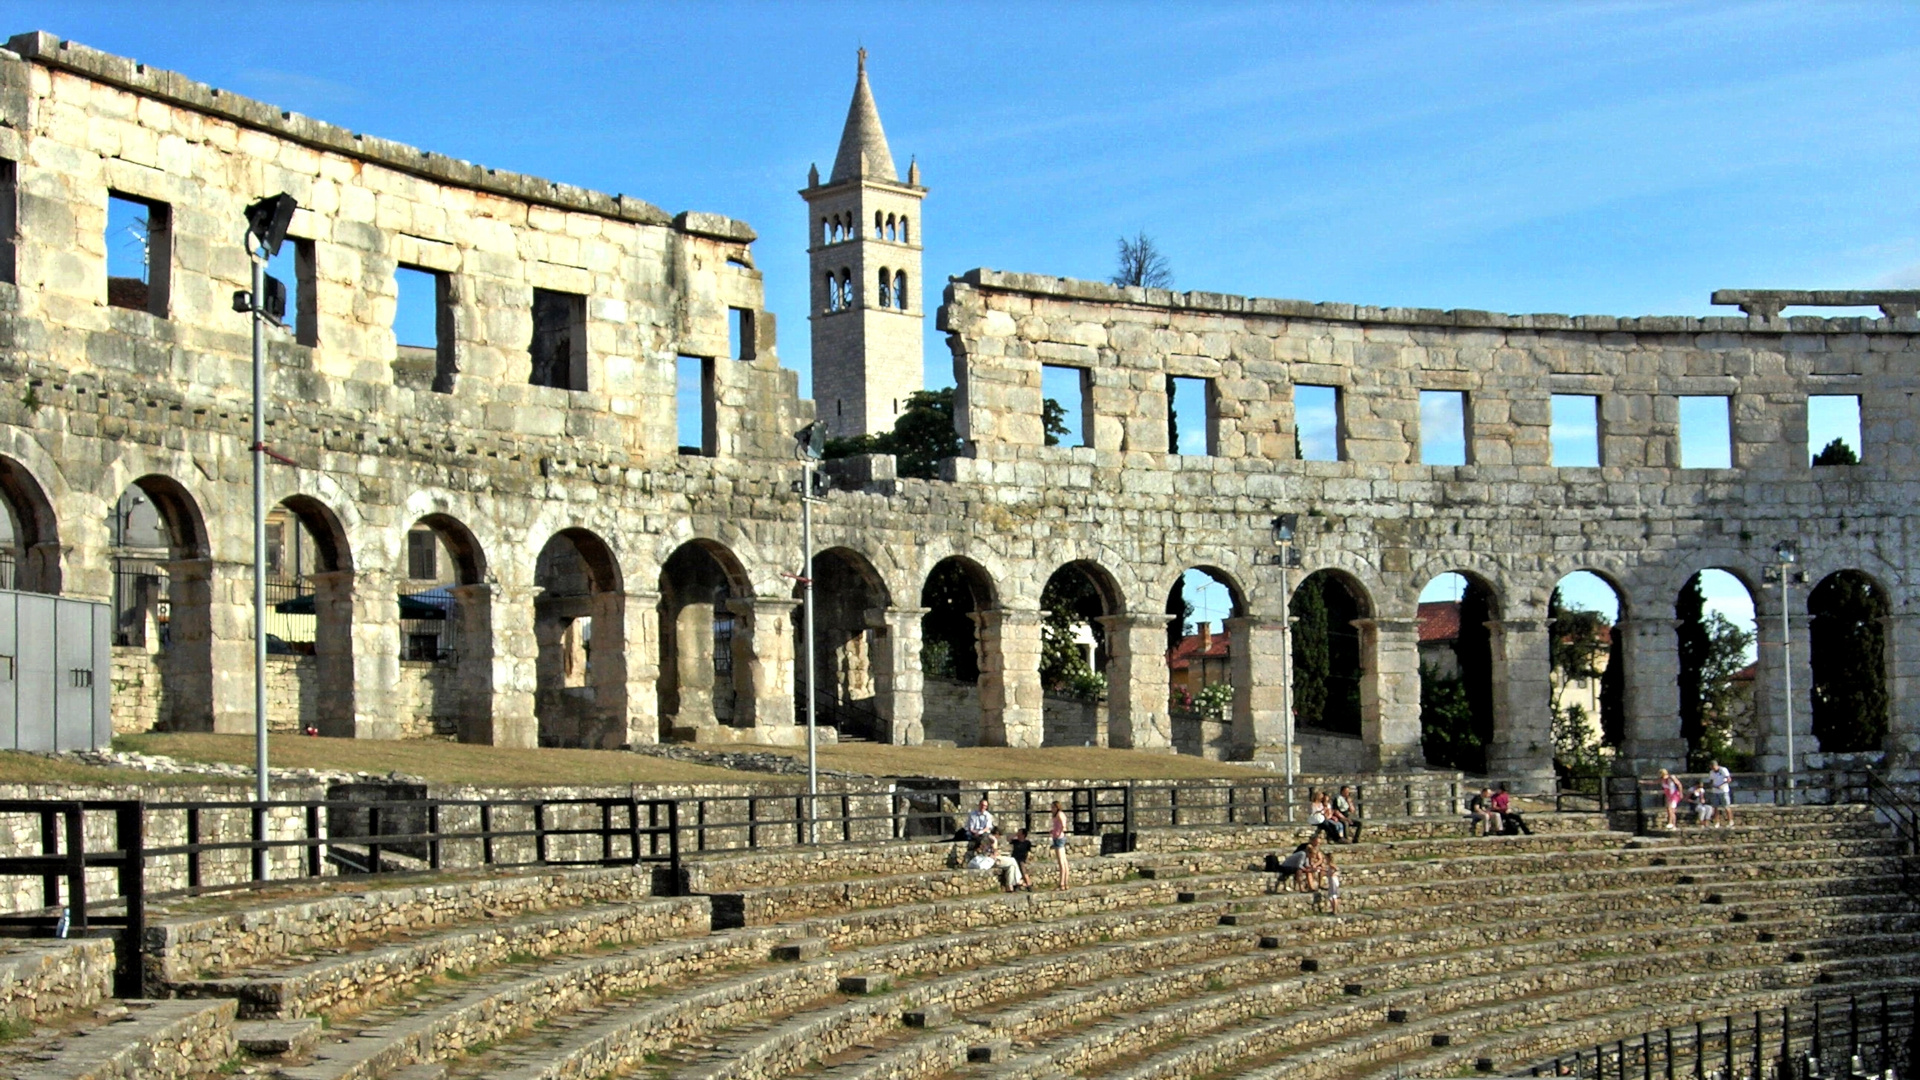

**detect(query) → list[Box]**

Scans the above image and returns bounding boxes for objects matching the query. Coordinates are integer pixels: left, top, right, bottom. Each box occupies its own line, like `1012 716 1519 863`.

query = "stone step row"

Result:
0 998 236 1080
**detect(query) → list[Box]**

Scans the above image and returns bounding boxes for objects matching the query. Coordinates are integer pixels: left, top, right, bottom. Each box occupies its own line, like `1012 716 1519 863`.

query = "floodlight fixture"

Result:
245 193 298 257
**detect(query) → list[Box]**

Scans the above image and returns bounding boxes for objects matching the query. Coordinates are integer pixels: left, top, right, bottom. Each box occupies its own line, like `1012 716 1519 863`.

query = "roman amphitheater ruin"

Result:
2 31 1918 780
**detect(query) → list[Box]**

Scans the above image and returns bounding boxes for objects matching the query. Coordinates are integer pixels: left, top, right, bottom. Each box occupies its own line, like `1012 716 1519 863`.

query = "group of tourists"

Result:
1465 784 1533 836
1307 786 1364 844
1270 833 1342 913
957 797 1071 891
1654 761 1736 830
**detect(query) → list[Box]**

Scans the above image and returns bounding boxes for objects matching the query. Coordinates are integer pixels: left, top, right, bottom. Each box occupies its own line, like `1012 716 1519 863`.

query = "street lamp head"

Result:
1271 513 1297 545
793 423 822 461
1775 541 1797 565
244 194 298 257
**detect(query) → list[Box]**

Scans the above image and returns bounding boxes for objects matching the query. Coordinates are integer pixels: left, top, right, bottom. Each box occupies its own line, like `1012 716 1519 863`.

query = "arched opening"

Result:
0 456 59 594
820 218 829 245
797 547 891 741
1038 560 1123 746
1291 570 1370 770
1675 569 1759 770
825 271 839 313
1166 566 1245 758
398 514 487 740
894 270 907 311
877 267 892 309
267 495 353 736
919 557 995 745
900 217 910 244
107 476 211 732
885 213 896 240
839 269 853 309
1809 569 1889 754
874 210 884 238
1548 570 1625 780
534 529 626 748
1418 571 1498 772
659 540 752 741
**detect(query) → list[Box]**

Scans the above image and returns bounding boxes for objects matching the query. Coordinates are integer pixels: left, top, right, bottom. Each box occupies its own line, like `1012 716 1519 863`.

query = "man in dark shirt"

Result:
1009 828 1034 890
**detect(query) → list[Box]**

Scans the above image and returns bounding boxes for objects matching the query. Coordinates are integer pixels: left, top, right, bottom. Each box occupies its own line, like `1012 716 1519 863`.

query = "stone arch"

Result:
798 546 893 740
825 270 839 313
1290 568 1371 743
399 512 490 741
0 454 60 594
1165 565 1246 759
919 555 996 745
1416 570 1502 773
877 267 892 309
109 475 216 733
1546 569 1626 769
900 216 910 243
267 494 356 737
1675 567 1760 770
894 270 907 311
1808 568 1890 755
1038 560 1124 747
658 538 757 741
533 528 628 748
840 268 853 309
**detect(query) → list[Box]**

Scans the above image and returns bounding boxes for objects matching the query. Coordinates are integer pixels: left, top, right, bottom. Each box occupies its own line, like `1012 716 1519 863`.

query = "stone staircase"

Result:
0 804 1909 1080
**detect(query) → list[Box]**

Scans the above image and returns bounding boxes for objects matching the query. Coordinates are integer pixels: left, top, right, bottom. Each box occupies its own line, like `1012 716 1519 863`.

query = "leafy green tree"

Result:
1043 398 1069 447
1040 568 1105 697
824 388 962 480
1809 571 1888 753
1420 662 1480 771
1812 438 1858 466
1678 576 1759 769
1290 580 1331 730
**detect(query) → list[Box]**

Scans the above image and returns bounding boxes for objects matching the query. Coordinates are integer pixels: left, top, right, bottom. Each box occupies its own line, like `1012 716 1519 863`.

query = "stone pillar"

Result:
1098 613 1173 751
456 583 537 748
21 540 65 597
622 591 662 747
308 568 398 740
876 606 927 745
159 558 235 733
730 597 800 731
1225 616 1290 766
1884 613 1920 759
974 608 1044 747
1619 617 1684 770
1754 608 1814 772
673 602 717 728
1486 618 1553 779
1361 617 1424 770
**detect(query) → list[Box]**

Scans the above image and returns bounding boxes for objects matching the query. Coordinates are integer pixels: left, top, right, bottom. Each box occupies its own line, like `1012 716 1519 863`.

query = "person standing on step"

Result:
1322 855 1342 915
1048 800 1072 889
1334 785 1363 843
1659 768 1683 830
1707 760 1734 828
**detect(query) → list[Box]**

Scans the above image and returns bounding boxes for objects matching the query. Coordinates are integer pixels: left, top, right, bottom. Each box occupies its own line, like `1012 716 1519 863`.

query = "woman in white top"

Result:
966 833 1024 891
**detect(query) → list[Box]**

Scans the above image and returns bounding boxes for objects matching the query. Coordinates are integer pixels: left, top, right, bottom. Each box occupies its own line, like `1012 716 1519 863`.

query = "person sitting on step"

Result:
1467 787 1502 837
1492 783 1532 835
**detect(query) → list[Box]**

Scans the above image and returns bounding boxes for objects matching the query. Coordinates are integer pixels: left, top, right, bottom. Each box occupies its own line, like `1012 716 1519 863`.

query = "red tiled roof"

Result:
1167 628 1231 670
1418 601 1460 644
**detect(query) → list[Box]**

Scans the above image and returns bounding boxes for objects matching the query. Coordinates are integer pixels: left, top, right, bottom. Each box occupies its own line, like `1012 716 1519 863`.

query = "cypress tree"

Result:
1676 576 1710 763
1809 571 1888 752
1290 580 1331 729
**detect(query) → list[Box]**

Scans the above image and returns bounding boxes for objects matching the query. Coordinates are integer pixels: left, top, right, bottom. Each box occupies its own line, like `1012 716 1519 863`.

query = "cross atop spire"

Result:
830 49 896 184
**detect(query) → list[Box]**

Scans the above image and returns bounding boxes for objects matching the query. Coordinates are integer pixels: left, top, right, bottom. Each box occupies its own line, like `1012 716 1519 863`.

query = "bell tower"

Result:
802 50 926 440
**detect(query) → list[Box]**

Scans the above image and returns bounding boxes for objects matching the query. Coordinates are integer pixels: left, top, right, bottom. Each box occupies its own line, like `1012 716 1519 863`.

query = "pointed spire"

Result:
829 48 897 184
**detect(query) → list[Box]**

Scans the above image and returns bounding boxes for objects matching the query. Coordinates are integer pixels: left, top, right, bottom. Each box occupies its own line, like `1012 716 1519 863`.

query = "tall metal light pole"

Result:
1271 514 1300 813
795 426 824 842
237 195 296 803
1770 541 1801 794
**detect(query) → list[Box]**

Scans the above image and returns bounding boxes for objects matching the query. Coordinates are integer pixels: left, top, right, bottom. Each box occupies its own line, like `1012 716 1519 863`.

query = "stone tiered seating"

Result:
0 804 1909 1080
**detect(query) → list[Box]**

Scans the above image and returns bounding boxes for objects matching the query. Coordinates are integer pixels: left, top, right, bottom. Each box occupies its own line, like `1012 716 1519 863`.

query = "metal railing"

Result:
1609 771 1878 837
0 794 678 996
1863 770 1920 894
1526 991 1920 1080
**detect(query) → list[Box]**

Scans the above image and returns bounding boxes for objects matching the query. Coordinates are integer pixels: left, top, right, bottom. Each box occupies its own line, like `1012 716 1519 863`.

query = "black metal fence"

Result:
1526 992 1920 1080
0 794 678 998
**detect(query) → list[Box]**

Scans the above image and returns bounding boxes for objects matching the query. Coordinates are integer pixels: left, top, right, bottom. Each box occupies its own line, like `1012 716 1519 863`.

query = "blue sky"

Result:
25 1 1909 639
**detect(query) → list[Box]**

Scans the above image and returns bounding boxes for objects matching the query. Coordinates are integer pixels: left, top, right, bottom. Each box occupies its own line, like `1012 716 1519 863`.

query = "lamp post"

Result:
1270 514 1300 810
794 425 826 842
1765 541 1802 795
236 195 296 803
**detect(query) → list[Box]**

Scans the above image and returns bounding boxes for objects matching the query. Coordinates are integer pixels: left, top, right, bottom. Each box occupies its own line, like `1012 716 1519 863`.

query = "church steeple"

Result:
830 48 897 184
801 50 927 440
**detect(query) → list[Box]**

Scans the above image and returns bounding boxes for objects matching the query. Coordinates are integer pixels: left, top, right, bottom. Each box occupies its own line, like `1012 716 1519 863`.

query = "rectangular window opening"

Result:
1550 393 1602 467
1807 394 1862 466
1042 364 1091 448
728 307 756 361
266 237 318 346
0 159 16 285
1294 384 1342 462
394 265 456 392
1419 390 1470 466
106 191 170 316
1166 375 1216 456
1677 395 1732 469
677 355 717 456
529 287 587 391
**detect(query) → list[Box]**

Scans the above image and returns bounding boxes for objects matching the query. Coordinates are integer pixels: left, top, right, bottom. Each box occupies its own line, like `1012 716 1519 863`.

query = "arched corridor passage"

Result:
659 540 762 741
1166 566 1244 759
268 496 356 736
534 529 627 747
1417 571 1499 773
1037 560 1122 747
0 457 59 594
1546 570 1623 779
801 547 891 741
1675 569 1758 770
399 515 490 741
919 557 995 745
1291 569 1372 772
1809 569 1889 755
108 477 213 732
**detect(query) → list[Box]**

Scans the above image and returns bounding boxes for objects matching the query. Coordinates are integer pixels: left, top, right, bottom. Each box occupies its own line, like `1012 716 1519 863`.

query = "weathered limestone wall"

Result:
3 35 1918 778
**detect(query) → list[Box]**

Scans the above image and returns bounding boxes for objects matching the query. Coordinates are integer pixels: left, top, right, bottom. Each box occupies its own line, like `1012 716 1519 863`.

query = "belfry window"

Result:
894 271 907 311
877 268 892 308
